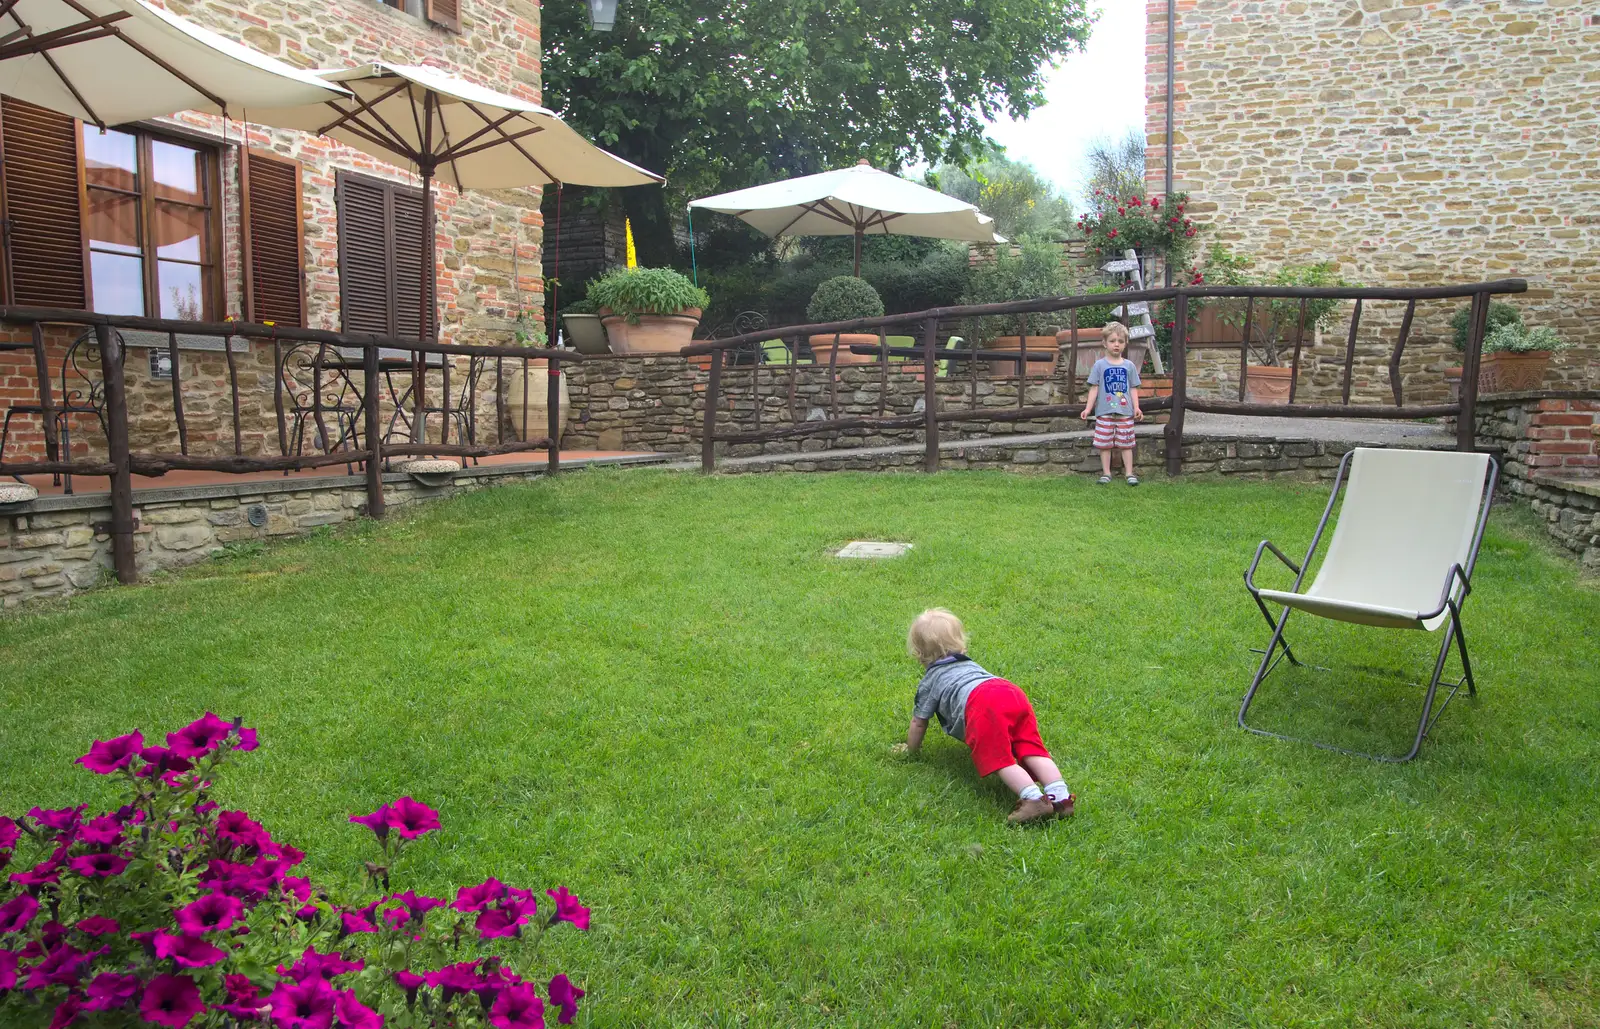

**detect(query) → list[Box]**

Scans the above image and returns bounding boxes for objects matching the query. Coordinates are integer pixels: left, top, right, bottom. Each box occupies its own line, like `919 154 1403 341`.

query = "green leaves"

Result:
587 267 711 322
805 276 885 324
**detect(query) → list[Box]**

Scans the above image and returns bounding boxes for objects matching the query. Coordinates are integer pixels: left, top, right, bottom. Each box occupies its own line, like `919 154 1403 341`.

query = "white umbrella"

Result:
0 0 348 127
253 62 663 346
689 160 1006 275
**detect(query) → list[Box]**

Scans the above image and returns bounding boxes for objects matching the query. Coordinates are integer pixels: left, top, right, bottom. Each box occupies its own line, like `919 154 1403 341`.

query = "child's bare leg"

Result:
994 764 1036 797
1098 448 1112 476
1120 447 1136 477
1020 754 1062 786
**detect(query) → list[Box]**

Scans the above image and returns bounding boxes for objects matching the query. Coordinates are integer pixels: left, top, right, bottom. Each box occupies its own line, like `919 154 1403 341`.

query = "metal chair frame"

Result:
1239 449 1499 763
1 328 108 494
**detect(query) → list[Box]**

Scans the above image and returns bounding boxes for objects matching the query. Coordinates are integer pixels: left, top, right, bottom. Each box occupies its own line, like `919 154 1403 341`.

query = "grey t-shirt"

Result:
913 654 998 741
1089 357 1141 418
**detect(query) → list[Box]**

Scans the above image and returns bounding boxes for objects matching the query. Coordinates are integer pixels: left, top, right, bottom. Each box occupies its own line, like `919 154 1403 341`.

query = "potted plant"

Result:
1204 245 1352 405
1479 321 1570 393
960 237 1065 378
1446 301 1524 399
805 275 885 365
504 318 569 443
1077 189 1201 280
1057 283 1137 378
588 267 710 354
560 297 610 354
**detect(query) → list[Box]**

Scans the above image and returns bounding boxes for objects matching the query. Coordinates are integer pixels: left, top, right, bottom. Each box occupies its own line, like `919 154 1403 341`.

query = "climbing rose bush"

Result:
0 715 589 1028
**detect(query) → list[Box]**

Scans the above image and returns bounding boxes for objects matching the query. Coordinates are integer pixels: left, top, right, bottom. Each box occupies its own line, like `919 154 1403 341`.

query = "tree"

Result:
930 152 1074 240
1081 129 1147 212
541 0 1096 264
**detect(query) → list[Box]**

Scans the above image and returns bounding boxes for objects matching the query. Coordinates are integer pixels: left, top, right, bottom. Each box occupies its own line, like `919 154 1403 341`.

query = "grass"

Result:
1 469 1597 1027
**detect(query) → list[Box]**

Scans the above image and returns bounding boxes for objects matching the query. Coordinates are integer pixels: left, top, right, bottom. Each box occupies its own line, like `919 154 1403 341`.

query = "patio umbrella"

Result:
253 62 663 342
688 160 1006 275
0 0 348 127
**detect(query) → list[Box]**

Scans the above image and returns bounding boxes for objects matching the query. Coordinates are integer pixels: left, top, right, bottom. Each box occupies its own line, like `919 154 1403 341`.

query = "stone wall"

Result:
1474 391 1600 481
1146 0 1600 401
1 0 545 460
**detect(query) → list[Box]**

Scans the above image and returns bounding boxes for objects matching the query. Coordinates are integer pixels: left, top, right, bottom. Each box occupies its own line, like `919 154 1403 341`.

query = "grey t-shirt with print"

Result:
913 654 998 741
1089 357 1141 418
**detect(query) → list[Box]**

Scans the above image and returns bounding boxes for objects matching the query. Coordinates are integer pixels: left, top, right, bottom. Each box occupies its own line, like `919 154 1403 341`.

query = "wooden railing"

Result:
681 279 1529 475
0 307 597 584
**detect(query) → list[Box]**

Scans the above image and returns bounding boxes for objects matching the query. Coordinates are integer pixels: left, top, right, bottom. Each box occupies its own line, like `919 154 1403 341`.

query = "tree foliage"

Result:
930 152 1074 240
541 0 1096 261
1081 129 1147 211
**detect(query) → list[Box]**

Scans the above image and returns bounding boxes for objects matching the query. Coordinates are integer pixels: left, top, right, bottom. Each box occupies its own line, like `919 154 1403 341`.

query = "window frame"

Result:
80 124 225 321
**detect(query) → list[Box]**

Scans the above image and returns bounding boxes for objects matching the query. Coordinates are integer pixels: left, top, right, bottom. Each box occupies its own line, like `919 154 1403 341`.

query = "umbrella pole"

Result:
853 229 862 276
416 166 436 445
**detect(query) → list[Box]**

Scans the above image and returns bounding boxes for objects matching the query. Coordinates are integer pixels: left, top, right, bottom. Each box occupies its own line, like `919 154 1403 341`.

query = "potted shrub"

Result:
1479 322 1570 393
1205 246 1352 405
560 297 610 354
1446 301 1524 399
1057 283 1138 378
589 267 710 354
805 275 885 365
504 318 569 443
960 237 1065 378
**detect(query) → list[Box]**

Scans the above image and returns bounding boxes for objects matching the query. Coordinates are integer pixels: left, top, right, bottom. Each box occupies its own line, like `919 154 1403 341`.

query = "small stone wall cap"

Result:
398 460 462 475
0 482 39 505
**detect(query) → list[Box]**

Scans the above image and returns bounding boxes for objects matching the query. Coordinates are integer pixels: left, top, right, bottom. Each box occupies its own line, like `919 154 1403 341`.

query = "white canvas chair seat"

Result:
1240 447 1498 762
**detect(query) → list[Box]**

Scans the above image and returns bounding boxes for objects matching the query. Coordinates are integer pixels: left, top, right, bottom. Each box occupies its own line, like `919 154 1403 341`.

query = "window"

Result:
376 0 459 30
83 126 221 319
336 171 432 340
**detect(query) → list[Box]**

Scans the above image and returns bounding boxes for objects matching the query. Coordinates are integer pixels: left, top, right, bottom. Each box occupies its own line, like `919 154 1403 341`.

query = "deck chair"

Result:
1240 447 1498 762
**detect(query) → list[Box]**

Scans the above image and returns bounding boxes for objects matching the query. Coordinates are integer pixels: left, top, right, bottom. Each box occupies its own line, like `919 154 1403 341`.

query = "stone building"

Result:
1144 0 1600 402
0 0 546 459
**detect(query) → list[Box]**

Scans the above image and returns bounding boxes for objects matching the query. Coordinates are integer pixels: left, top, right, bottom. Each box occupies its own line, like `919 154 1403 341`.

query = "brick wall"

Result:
1146 0 1600 402
2 0 544 460
1475 392 1600 481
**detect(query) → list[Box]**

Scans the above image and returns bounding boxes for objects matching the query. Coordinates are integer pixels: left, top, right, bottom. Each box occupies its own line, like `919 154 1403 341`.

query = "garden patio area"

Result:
1 470 1596 1026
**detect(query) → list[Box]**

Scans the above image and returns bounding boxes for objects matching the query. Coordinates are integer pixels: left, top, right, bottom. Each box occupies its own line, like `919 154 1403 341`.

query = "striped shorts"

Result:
1092 415 1137 450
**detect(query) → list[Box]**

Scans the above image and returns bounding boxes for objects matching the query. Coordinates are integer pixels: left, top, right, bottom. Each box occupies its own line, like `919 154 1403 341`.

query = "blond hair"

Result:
907 608 968 666
1102 320 1130 345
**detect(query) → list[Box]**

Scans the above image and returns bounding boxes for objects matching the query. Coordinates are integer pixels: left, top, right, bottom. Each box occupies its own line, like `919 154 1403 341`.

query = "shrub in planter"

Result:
960 238 1066 376
588 267 710 354
0 715 592 1029
1449 301 1523 353
1479 323 1570 393
806 276 885 365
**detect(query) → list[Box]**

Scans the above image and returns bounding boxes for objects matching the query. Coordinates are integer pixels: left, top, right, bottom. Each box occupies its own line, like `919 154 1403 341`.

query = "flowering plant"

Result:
1077 190 1201 271
0 716 590 1028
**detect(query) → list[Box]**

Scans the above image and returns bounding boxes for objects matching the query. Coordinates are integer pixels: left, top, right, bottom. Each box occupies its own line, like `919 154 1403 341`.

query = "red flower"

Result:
1150 197 1162 210
1107 229 1118 239
1185 228 1196 237
1116 206 1125 215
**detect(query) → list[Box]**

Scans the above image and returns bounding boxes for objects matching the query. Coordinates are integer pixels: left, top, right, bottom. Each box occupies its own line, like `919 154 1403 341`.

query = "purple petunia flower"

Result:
545 887 591 931
47 995 83 1029
27 805 87 836
392 969 426 1005
334 989 384 1029
346 806 390 841
0 948 20 990
25 943 105 989
488 982 545 1029
74 915 120 937
384 797 440 840
68 853 128 878
425 960 484 1002
174 893 243 935
134 747 193 780
76 814 126 847
546 974 585 1026
267 977 338 1029
339 909 377 936
214 811 270 850
166 713 233 759
0 893 38 934
84 971 141 1010
213 1000 268 1020
141 973 206 1029
0 815 19 852
233 726 259 752
474 907 525 940
453 878 506 913
388 890 444 921
10 859 61 887
78 731 145 774
279 946 364 984
153 931 227 969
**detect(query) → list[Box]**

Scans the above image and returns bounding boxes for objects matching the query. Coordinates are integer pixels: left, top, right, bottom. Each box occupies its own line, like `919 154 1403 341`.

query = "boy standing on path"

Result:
1080 320 1143 485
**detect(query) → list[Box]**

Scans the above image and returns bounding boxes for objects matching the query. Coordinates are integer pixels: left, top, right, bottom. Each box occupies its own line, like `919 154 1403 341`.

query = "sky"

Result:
984 2 1148 204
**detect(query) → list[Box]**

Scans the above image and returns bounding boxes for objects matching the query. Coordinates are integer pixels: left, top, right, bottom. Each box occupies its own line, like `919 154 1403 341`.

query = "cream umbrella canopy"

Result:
253 62 663 341
689 160 1005 275
0 0 349 127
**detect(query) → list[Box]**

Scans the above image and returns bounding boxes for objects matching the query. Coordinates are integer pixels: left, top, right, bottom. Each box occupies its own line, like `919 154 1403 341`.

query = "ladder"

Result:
1099 247 1165 375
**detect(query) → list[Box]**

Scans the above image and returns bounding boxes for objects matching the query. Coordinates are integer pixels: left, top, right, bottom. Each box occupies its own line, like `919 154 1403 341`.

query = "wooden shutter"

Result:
336 171 432 340
426 0 461 32
0 97 86 309
243 150 305 327
337 172 393 336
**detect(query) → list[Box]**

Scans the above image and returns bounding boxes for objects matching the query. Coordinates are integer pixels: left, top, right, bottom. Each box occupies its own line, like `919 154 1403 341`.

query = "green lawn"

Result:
2 470 1597 1027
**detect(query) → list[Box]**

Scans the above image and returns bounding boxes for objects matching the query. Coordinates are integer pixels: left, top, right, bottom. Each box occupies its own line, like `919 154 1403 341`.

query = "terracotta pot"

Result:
504 360 569 442
561 313 610 355
1479 350 1552 393
1444 365 1463 403
1054 328 1153 379
600 307 703 354
1243 364 1293 406
808 333 881 365
989 335 1059 377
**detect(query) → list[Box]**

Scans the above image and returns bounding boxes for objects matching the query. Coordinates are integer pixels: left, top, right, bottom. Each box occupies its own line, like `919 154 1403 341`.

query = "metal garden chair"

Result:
1241 447 1498 762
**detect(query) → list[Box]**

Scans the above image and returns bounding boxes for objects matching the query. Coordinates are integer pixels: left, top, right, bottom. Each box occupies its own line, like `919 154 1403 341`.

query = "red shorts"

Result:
1093 415 1136 450
964 678 1050 777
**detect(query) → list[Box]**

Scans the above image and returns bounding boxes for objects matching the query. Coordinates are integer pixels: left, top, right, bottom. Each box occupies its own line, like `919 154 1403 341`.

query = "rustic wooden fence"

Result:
682 279 1528 475
0 306 595 585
